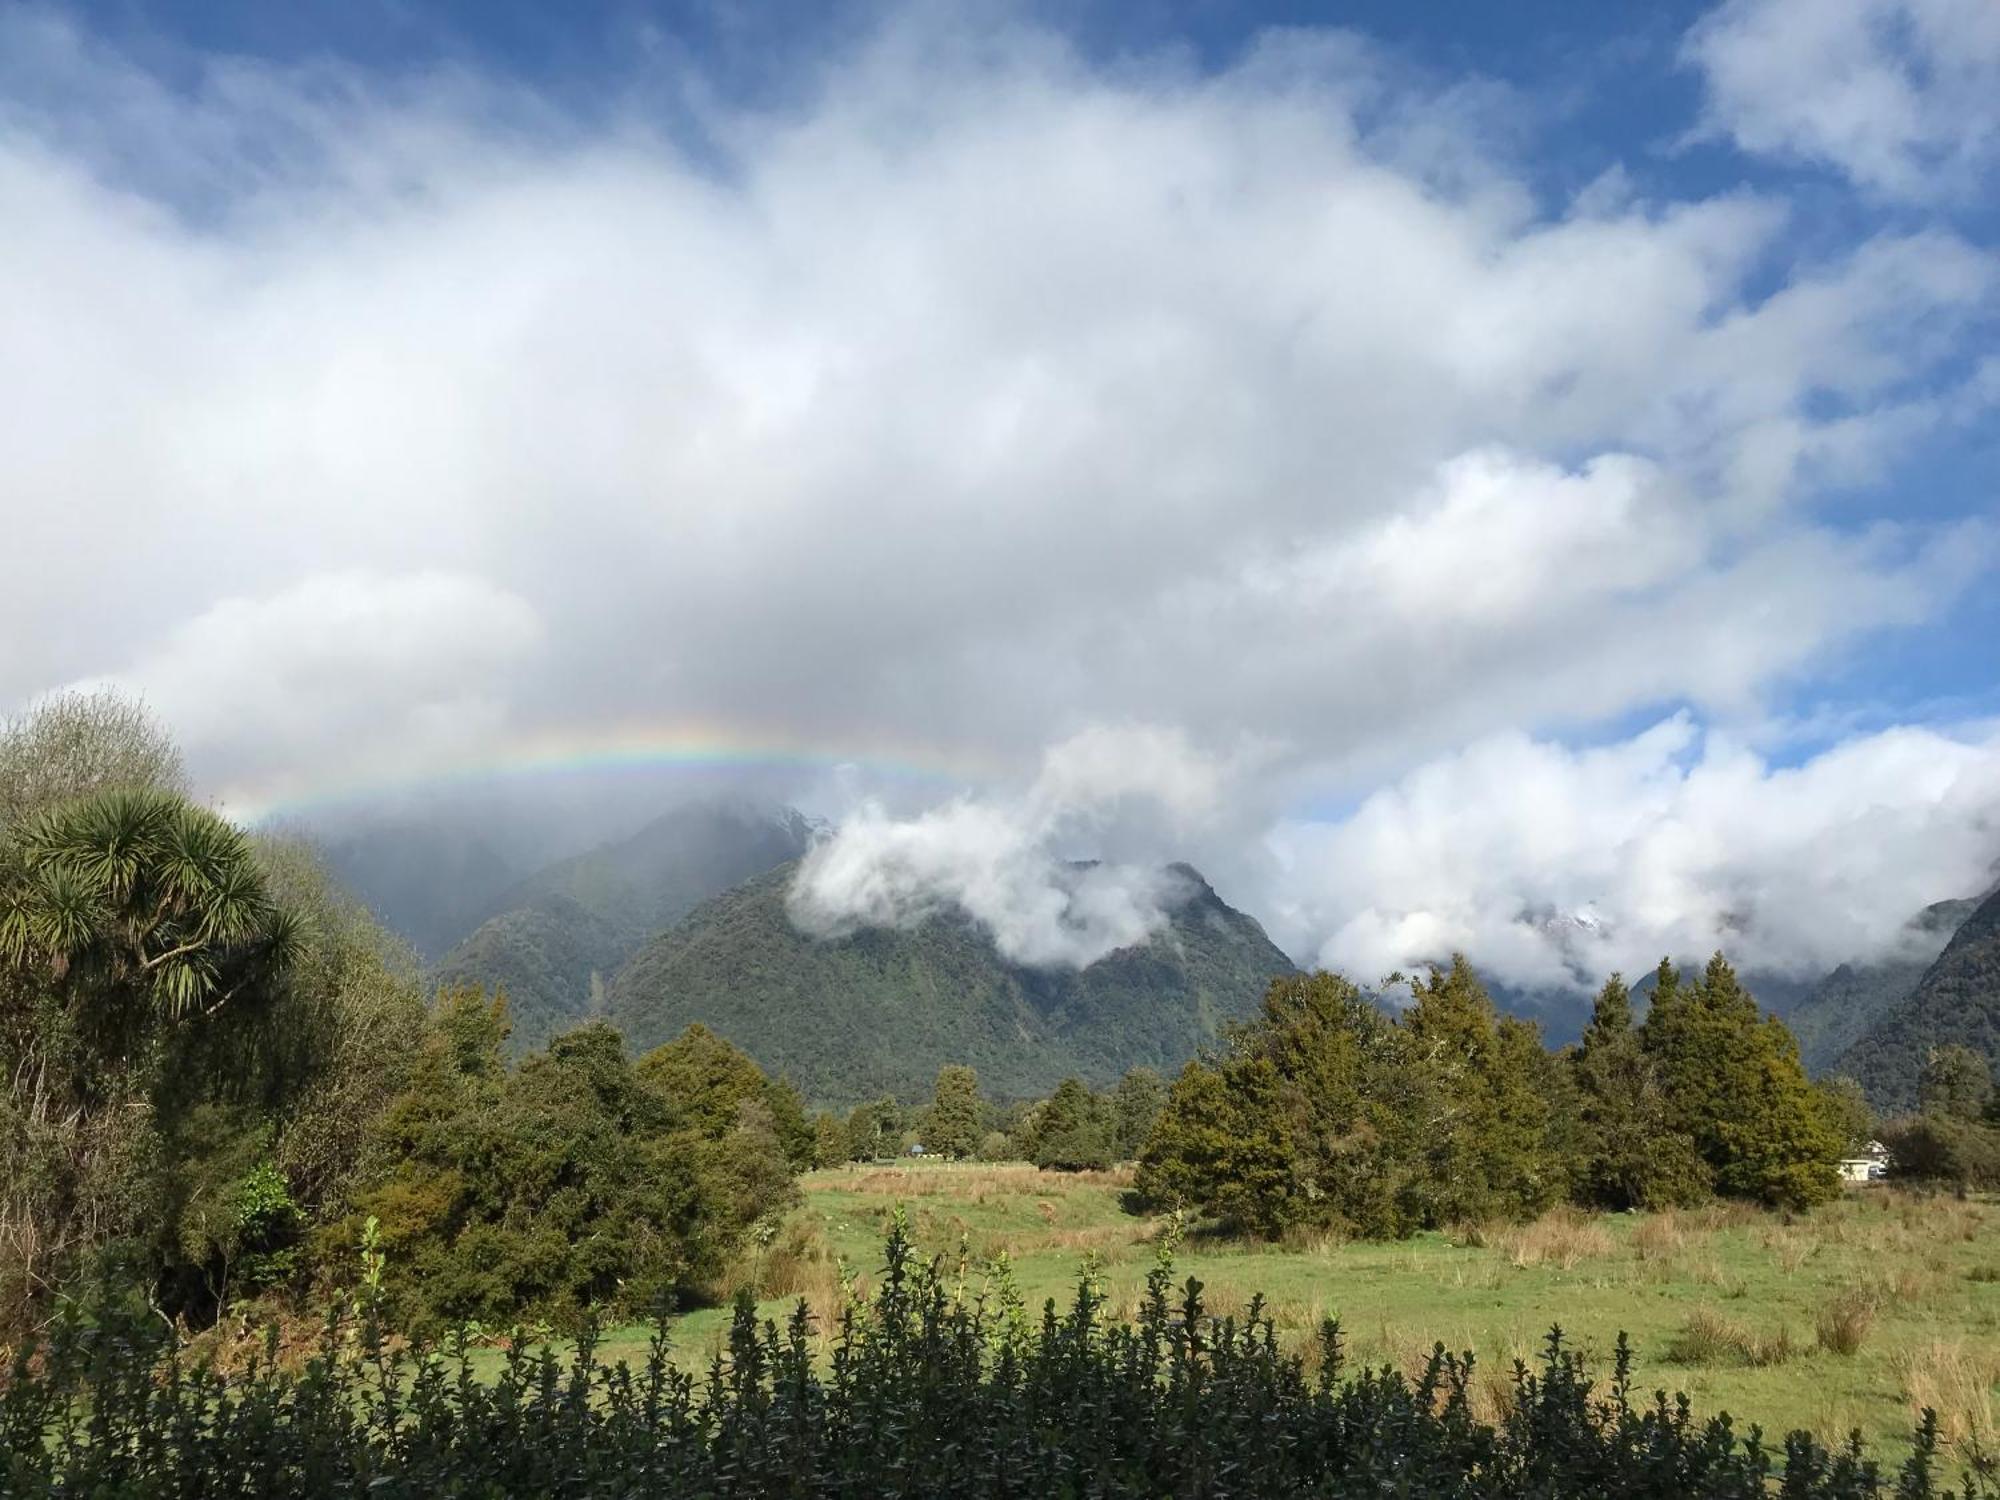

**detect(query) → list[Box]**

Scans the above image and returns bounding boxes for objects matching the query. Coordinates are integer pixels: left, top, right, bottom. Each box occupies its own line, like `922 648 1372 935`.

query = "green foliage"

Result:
635 1021 815 1170
606 862 1297 1102
1916 1044 1992 1122
1109 1066 1165 1159
0 703 428 1332
4 1219 1986 1499
845 1095 906 1161
1879 1112 2000 1190
1880 1043 2000 1189
1144 956 1846 1239
920 1064 982 1158
1027 1077 1114 1171
1840 885 2000 1111
432 804 814 1053
1 787 296 1021
0 691 184 833
1573 975 1711 1211
1138 971 1417 1237
1400 958 1567 1226
1814 1075 1876 1156
1644 955 1842 1210
809 1110 848 1168
333 1005 799 1332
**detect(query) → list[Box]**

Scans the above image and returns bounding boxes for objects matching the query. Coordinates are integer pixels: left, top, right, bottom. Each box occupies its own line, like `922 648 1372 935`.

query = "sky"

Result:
4 0 1999 997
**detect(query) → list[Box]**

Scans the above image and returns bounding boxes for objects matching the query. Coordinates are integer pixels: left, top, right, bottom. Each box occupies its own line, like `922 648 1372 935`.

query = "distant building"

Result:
1837 1140 1890 1184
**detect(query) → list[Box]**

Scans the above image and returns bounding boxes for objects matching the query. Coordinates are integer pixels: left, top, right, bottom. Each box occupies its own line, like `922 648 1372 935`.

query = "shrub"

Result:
1817 1289 1876 1357
4 1220 1990 1497
1667 1307 1798 1368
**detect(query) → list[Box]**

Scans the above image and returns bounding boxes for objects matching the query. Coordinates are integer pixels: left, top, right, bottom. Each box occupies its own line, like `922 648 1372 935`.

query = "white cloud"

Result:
789 725 1224 966
67 571 544 811
1270 716 2000 992
1686 0 2000 201
1 7 1996 984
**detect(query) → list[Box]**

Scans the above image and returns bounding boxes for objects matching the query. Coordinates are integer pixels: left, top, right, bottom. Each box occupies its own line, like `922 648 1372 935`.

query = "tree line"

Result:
0 693 1966 1344
0 696 806 1338
1131 961 1861 1237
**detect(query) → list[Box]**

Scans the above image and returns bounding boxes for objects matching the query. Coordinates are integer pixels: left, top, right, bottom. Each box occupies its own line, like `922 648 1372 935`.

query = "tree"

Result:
1917 1044 1992 1123
1399 958 1563 1226
1030 1078 1113 1172
1571 974 1709 1210
635 1023 815 1170
846 1096 903 1161
0 785 307 1328
1 788 299 1023
0 691 184 832
1110 1067 1166 1160
1643 955 1841 1209
809 1111 848 1168
1815 1075 1874 1155
338 1011 799 1331
1137 972 1417 1238
921 1065 982 1159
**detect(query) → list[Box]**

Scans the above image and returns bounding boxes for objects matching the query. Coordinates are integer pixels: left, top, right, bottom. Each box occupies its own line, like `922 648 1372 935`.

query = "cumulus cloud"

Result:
2 5 1997 984
1686 0 2000 201
65 571 544 810
789 725 1227 966
1270 717 2000 993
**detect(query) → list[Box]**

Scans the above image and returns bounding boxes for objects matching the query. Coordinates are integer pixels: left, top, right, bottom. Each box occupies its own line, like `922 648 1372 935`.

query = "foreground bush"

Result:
2 1221 1988 1499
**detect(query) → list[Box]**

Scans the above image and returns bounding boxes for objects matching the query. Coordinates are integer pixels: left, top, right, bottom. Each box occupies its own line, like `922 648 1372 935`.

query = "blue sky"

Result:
4 0 1998 987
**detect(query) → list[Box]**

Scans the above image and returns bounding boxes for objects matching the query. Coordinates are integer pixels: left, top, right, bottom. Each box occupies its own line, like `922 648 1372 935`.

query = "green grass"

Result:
487 1163 2000 1461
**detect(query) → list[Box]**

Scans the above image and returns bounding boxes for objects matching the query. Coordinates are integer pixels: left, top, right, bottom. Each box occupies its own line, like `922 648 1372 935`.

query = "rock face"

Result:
607 861 1298 1103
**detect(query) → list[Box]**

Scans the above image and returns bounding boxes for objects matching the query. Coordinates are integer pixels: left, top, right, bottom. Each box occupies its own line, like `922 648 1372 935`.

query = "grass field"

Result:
502 1162 2000 1461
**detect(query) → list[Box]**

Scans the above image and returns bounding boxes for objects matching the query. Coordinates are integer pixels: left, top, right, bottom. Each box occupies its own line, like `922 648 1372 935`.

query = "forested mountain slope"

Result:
435 802 813 1052
1838 886 2000 1111
606 861 1297 1102
1777 898 1975 1076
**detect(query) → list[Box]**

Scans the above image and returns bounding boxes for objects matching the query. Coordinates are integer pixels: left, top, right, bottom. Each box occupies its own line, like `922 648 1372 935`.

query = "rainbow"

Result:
217 717 1012 824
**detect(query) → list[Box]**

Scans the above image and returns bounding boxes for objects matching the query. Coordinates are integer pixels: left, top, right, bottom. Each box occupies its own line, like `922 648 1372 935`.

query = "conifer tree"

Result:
1643 954 1840 1208
1401 958 1560 1225
921 1065 982 1158
1031 1077 1114 1172
1110 1067 1166 1159
1572 974 1709 1209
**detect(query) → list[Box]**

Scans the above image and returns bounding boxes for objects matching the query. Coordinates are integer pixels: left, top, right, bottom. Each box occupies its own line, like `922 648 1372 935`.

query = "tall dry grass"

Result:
1632 1212 1688 1262
1666 1306 1798 1368
1895 1339 2000 1451
1492 1208 1614 1270
1815 1288 1875 1357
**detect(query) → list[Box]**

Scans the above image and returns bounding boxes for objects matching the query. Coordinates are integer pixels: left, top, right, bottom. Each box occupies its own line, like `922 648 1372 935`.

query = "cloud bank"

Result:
789 726 1224 967
1269 717 2000 990
2 3 1997 995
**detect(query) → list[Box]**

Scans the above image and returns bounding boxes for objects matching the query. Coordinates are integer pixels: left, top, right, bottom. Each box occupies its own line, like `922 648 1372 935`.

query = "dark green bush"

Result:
1 1218 1983 1498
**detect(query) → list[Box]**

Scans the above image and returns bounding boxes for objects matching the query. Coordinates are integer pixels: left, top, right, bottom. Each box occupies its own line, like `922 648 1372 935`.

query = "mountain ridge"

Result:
606 858 1298 1104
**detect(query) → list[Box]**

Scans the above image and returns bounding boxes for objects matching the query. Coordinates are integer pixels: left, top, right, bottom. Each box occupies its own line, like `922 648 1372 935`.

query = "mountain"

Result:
317 820 527 961
436 802 815 1052
1776 898 1977 1076
1837 887 2000 1111
606 861 1298 1104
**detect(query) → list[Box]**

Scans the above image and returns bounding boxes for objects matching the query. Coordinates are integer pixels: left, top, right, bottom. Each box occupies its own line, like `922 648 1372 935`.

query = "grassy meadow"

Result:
545 1161 2000 1462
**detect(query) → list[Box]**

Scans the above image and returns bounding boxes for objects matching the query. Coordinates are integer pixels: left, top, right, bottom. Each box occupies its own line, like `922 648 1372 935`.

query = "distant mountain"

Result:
317 820 527 962
1837 887 2000 1111
1777 899 1977 1077
436 802 815 1053
606 861 1298 1104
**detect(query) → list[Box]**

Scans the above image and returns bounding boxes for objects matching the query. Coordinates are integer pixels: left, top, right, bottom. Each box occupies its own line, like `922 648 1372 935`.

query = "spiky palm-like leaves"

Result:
0 788 294 1020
